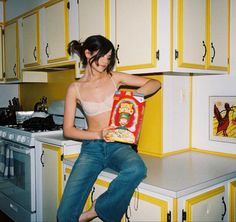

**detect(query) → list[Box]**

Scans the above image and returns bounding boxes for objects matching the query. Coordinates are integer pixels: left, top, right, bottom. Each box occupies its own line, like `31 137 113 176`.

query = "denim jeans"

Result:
57 140 147 222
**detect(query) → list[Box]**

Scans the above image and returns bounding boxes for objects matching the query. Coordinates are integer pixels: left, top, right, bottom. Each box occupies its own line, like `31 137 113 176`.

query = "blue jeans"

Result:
57 140 147 222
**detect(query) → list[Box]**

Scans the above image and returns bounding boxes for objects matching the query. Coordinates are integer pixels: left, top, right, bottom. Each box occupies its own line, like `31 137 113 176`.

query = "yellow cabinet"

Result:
127 190 169 222
4 21 20 80
45 0 69 63
0 26 3 80
78 0 109 41
176 0 230 72
114 0 156 72
41 144 63 222
180 185 226 222
22 12 40 67
229 180 236 222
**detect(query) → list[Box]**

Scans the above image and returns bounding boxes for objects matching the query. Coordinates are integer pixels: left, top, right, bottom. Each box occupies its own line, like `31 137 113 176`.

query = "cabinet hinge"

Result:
156 50 160 60
67 1 70 9
167 211 171 222
182 209 186 222
61 154 64 161
175 50 179 60
77 0 79 4
3 72 6 78
1 29 4 35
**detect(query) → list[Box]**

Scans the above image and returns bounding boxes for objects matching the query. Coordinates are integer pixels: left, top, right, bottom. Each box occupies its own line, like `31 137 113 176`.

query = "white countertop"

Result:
36 131 82 147
64 151 236 198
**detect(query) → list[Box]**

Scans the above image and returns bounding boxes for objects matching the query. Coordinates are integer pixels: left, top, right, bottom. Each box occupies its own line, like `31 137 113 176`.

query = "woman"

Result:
57 35 161 222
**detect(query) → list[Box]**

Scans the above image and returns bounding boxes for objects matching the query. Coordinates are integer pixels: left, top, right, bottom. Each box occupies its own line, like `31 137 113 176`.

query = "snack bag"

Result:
108 90 145 144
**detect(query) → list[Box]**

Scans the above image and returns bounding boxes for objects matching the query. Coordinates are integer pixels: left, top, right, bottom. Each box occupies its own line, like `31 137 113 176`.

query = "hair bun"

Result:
67 40 82 56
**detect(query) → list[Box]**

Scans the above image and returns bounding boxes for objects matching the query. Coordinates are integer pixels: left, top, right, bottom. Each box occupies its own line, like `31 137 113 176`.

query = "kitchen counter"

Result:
36 131 82 147
64 151 236 198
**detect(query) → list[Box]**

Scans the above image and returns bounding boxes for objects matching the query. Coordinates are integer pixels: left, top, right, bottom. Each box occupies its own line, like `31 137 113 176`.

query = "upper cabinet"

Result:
175 0 230 72
44 0 69 63
78 0 109 41
2 0 231 76
5 21 20 80
114 0 156 72
22 12 40 67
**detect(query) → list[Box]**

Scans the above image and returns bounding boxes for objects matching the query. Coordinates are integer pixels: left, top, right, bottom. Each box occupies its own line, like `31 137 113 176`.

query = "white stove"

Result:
0 125 63 147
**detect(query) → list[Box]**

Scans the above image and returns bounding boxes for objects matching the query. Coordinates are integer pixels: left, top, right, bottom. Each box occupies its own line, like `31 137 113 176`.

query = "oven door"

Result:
0 139 36 213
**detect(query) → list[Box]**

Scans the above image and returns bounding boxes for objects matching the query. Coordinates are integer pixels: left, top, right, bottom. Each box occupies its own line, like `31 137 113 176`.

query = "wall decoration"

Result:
209 96 236 143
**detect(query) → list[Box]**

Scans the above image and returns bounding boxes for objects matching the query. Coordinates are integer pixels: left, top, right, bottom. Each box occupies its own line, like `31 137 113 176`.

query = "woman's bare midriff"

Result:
86 111 111 132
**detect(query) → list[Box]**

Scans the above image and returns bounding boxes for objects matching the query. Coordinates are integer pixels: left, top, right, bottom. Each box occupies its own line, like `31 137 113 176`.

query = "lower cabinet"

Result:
179 185 226 222
127 190 169 222
63 163 170 222
36 139 81 222
63 159 235 222
229 180 236 222
41 144 63 222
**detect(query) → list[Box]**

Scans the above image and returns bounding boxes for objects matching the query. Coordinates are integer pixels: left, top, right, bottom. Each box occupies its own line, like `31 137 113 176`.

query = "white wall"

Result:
0 84 18 107
191 1 236 154
163 74 190 153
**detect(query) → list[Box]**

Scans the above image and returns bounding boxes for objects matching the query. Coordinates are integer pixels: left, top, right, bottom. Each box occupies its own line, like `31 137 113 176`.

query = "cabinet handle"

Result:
90 187 95 203
221 197 226 220
125 206 131 222
33 46 37 61
13 64 16 76
202 41 207 62
45 43 50 58
211 42 216 63
40 150 45 167
115 44 120 64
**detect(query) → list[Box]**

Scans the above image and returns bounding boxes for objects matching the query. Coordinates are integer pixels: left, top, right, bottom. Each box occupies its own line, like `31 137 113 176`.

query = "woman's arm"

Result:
63 83 102 140
112 72 161 96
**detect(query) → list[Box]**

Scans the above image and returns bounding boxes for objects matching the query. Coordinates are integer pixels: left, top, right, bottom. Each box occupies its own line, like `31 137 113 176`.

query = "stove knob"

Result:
2 132 7 138
8 133 14 140
16 135 21 142
21 136 26 143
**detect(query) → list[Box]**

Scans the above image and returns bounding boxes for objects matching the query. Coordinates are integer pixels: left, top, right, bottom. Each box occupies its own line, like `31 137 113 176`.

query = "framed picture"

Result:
209 96 236 143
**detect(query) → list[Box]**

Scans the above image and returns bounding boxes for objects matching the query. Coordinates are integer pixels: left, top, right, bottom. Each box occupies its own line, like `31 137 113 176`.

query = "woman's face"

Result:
90 50 112 73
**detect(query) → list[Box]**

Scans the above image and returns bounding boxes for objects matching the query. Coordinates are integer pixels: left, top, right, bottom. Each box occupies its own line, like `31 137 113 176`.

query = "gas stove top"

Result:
0 125 63 147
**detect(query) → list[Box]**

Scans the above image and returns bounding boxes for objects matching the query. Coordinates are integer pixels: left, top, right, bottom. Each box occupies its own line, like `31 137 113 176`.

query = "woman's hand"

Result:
102 127 115 142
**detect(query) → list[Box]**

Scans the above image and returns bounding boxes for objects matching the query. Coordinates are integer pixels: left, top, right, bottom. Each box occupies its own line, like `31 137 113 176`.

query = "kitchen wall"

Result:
191 0 236 155
0 84 18 107
20 69 75 110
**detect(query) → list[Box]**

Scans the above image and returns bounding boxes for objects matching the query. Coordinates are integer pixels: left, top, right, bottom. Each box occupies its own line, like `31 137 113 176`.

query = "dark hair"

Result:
68 35 116 73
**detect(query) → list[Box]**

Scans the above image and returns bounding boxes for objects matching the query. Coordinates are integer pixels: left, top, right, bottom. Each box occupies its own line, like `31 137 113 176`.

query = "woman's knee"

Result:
126 159 147 181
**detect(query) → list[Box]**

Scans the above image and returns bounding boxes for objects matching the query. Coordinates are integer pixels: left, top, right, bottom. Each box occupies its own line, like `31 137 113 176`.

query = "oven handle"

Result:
8 146 31 155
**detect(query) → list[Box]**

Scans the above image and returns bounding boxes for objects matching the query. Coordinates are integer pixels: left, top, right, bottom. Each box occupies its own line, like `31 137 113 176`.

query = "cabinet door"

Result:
63 164 91 212
127 190 168 222
5 22 19 80
78 0 109 41
115 0 157 71
0 26 3 80
177 0 206 69
207 0 229 70
22 12 40 66
185 186 226 222
45 0 69 63
42 144 63 222
229 180 236 222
